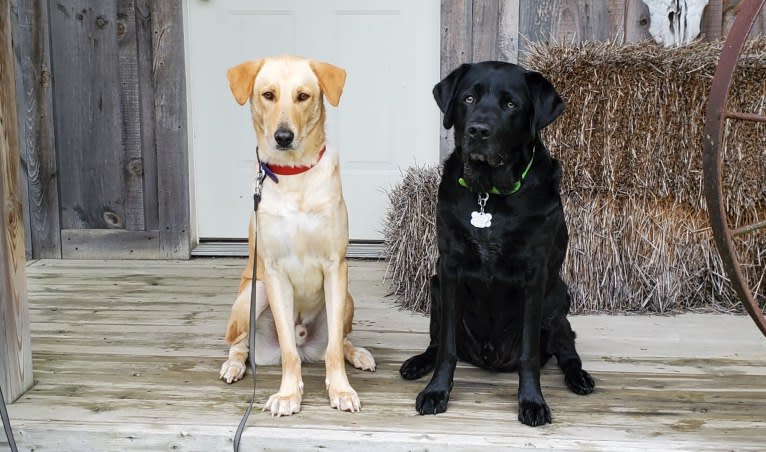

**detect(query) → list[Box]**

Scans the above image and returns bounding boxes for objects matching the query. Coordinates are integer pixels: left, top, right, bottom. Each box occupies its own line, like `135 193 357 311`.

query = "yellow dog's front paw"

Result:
328 384 361 412
263 391 302 417
219 359 246 384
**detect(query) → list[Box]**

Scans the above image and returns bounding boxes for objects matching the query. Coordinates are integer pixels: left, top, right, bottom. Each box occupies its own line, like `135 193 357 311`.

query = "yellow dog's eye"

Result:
465 95 474 104
297 92 310 102
262 91 275 101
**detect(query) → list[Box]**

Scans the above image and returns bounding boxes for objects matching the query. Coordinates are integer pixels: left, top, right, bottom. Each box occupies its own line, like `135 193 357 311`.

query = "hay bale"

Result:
384 39 766 314
524 39 766 216
384 166 439 313
563 194 766 314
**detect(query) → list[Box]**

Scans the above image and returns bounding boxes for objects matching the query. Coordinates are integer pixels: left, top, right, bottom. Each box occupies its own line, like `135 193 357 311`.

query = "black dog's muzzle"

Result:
467 151 505 167
464 122 506 167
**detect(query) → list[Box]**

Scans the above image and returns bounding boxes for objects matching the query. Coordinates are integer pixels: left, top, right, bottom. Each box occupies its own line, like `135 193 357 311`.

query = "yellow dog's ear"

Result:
226 60 265 105
309 61 346 107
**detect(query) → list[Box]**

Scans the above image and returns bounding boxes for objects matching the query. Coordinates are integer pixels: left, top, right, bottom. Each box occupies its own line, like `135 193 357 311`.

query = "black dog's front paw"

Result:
518 398 552 426
565 369 595 395
400 352 436 380
416 385 450 415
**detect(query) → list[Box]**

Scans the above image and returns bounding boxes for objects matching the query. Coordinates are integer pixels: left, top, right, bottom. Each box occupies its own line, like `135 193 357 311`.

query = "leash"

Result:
233 147 266 452
231 144 323 450
0 386 18 452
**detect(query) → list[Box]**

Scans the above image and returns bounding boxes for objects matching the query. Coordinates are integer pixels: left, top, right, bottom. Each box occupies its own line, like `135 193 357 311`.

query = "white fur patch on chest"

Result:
268 208 324 238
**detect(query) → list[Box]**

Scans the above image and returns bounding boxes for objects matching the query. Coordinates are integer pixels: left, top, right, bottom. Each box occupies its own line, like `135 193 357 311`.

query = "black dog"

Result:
399 61 595 426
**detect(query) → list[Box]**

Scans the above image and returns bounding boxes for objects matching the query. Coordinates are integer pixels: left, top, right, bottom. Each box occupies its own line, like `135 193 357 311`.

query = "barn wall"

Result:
442 0 764 71
10 0 190 259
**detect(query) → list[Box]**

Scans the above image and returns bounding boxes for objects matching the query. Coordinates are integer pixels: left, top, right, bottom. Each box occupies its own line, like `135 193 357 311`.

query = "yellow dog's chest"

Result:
255 177 347 310
257 197 341 258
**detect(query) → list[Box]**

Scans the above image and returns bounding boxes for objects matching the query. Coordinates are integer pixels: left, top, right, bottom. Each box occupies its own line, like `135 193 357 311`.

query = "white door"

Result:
185 0 440 240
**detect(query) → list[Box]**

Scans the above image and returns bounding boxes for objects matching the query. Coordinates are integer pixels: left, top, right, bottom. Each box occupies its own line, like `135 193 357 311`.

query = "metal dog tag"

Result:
470 193 492 228
470 211 492 228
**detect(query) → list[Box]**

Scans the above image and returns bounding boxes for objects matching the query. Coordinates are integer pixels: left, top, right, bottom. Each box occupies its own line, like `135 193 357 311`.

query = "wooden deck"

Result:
3 258 766 451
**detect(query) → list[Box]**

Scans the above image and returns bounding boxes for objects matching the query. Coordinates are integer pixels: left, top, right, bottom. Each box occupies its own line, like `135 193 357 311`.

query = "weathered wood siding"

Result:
441 0 645 73
152 2 191 259
11 0 59 260
721 0 766 37
10 0 189 259
1 0 32 402
443 0 765 69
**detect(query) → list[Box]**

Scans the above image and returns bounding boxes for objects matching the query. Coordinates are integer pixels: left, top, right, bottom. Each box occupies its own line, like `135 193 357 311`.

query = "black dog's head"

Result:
434 62 564 192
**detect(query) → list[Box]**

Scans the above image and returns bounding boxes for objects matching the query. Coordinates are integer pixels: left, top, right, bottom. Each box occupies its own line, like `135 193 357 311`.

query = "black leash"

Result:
233 149 266 452
0 386 18 452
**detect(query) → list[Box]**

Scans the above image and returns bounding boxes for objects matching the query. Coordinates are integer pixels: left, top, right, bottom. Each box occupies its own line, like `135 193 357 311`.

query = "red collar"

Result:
265 146 326 176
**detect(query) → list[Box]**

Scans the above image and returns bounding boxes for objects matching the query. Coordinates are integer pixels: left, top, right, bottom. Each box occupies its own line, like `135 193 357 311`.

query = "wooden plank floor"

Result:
3 258 766 451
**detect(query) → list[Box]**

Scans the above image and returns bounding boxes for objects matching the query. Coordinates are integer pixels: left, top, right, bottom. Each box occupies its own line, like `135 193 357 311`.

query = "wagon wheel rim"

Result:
703 0 766 337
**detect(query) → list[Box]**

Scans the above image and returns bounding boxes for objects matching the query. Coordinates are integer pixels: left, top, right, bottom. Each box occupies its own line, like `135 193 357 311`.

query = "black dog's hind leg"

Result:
543 279 595 395
548 311 595 395
400 275 441 380
414 264 461 415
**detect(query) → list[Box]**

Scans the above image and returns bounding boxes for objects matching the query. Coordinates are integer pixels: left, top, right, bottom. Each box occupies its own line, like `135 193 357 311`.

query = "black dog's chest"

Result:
466 224 504 265
470 235 502 264
459 293 524 370
447 194 551 370
435 149 567 371
452 196 525 265
458 242 527 350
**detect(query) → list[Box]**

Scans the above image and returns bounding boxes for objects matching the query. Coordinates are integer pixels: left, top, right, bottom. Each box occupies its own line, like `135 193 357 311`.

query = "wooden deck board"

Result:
3 258 766 451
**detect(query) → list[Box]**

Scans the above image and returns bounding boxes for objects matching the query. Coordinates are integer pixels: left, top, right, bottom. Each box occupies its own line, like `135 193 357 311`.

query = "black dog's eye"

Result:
505 101 516 110
465 95 474 104
262 91 275 101
297 92 310 102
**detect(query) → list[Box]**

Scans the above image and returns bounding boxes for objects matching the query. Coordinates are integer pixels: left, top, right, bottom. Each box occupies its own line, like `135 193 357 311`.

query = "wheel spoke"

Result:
732 220 766 237
725 110 766 123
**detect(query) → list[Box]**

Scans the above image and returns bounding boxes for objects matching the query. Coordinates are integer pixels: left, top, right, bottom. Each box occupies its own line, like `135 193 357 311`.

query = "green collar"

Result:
458 147 536 195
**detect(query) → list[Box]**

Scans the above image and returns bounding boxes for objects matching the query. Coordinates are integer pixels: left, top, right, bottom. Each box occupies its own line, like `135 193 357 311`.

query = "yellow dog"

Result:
220 55 375 416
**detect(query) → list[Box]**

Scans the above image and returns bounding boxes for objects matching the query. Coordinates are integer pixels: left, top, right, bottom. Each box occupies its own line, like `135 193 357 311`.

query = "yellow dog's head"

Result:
227 55 346 166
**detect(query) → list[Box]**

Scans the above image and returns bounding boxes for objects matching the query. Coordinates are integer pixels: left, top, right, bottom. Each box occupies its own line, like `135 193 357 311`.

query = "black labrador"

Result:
399 61 595 426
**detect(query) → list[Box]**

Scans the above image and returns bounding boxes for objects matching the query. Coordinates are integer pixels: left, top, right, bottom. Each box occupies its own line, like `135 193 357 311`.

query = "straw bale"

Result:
383 166 439 313
563 193 765 314
525 39 766 215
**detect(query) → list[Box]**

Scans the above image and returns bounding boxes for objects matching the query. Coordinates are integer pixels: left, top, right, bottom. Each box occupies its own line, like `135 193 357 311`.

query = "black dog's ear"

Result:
525 70 565 131
433 63 471 129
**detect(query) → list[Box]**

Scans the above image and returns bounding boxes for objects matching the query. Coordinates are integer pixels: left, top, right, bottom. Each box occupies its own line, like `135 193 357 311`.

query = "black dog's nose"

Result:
274 128 294 148
466 123 492 140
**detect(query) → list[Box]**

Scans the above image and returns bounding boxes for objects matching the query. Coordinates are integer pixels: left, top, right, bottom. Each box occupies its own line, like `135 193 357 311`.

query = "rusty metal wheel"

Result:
704 0 766 337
